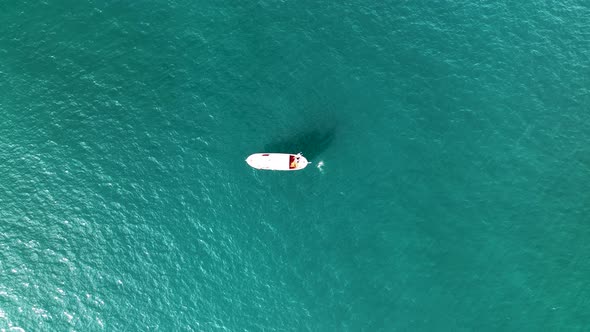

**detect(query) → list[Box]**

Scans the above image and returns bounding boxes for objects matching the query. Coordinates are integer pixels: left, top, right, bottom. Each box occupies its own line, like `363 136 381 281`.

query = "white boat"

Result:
246 153 309 171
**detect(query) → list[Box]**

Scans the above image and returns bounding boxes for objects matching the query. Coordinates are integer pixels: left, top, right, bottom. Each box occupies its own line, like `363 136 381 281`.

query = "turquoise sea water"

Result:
1 0 589 330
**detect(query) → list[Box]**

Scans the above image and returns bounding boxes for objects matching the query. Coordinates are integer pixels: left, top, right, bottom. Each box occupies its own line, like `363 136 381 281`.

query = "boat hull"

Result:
246 153 309 171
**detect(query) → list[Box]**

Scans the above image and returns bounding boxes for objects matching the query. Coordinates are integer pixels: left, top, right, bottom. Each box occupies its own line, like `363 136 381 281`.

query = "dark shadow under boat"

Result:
263 127 336 161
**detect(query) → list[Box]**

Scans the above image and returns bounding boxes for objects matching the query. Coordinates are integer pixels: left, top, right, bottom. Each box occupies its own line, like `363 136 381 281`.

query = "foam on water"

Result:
316 161 325 173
